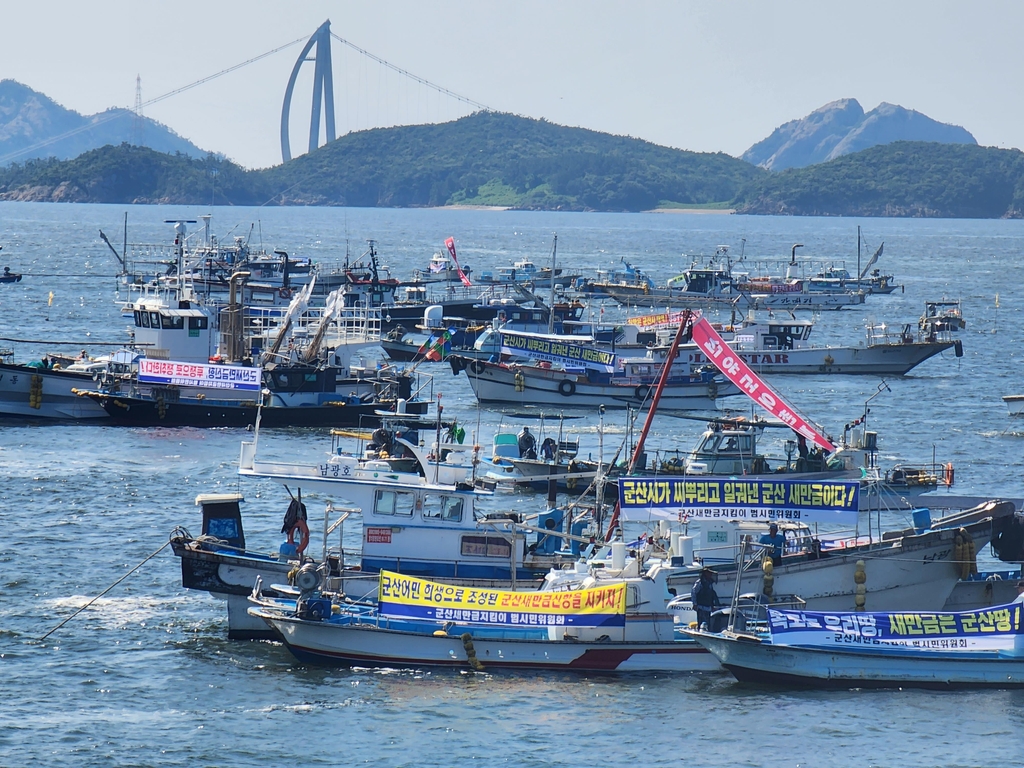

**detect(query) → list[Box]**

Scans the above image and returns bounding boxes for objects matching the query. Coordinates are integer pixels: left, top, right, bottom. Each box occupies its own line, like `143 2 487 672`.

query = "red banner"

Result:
445 237 472 287
690 317 835 452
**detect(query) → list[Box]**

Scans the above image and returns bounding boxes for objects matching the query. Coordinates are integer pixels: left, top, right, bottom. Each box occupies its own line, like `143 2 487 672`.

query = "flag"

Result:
858 243 883 279
445 237 472 287
690 317 835 453
429 259 446 274
417 327 456 361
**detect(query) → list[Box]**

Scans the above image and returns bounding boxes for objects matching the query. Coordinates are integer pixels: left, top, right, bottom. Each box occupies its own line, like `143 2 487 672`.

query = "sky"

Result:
3 1 1023 169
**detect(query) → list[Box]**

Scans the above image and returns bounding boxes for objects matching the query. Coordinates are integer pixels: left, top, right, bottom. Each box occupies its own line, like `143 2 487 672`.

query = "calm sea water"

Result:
2 202 1024 767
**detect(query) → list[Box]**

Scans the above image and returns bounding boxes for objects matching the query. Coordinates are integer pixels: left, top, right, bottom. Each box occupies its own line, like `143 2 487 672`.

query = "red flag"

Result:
690 317 835 452
445 237 472 287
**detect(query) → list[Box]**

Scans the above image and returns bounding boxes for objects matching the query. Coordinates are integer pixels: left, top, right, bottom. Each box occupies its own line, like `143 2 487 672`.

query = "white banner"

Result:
138 358 262 391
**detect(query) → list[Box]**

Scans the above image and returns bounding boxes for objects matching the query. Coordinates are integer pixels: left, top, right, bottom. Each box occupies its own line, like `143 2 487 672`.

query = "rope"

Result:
37 540 171 642
0 337 138 346
331 33 489 111
0 38 308 166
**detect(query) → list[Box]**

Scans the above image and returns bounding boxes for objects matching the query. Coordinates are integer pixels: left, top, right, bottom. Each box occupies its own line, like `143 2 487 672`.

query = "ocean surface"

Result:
2 202 1024 767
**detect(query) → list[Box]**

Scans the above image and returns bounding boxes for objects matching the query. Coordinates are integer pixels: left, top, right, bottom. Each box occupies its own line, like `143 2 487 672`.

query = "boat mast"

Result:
548 233 558 334
603 312 693 540
857 226 861 285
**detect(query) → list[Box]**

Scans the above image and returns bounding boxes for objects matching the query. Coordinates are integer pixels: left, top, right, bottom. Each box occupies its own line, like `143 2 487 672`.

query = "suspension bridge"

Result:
0 19 491 167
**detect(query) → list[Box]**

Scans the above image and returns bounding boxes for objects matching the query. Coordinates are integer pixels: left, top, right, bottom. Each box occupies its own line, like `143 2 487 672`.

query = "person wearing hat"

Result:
690 567 721 630
1014 581 1024 604
760 522 785 566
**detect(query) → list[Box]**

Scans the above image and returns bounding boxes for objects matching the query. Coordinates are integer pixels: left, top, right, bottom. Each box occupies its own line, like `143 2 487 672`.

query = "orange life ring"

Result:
287 518 310 554
280 287 293 299
943 462 955 488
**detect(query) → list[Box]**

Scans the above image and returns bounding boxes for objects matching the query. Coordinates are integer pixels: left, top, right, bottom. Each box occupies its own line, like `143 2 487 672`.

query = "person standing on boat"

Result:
760 523 785 566
691 568 720 630
518 426 538 460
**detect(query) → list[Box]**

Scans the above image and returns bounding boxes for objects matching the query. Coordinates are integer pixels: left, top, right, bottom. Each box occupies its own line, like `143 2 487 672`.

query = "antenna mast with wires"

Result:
131 75 145 147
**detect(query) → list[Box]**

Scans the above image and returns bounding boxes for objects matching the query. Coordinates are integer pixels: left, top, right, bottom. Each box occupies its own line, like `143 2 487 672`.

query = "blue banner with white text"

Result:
617 477 859 525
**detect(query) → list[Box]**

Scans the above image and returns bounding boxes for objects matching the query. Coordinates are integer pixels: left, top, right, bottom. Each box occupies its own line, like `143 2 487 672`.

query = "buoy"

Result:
854 560 867 611
461 632 485 671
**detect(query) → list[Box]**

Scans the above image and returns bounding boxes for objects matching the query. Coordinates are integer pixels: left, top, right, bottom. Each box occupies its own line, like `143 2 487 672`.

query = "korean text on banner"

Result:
137 359 261 391
378 571 626 628
617 477 860 526
690 317 834 452
499 332 616 373
768 603 1024 653
444 237 472 287
627 310 694 331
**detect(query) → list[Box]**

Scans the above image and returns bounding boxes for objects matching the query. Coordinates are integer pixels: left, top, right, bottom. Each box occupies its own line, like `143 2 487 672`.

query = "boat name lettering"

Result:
922 548 951 564
690 352 790 366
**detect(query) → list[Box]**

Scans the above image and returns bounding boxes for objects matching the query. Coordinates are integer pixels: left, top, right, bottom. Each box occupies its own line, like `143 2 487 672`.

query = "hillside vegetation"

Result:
735 141 1024 218
0 112 761 211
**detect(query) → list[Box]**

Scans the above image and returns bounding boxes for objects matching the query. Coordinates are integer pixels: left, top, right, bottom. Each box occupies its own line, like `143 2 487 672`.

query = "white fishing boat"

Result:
174 467 593 638
687 598 1024 688
449 329 738 412
247 560 719 671
682 316 962 375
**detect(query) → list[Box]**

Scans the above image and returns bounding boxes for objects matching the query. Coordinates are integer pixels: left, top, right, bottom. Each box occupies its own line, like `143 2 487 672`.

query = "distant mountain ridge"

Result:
0 79 210 165
742 99 976 171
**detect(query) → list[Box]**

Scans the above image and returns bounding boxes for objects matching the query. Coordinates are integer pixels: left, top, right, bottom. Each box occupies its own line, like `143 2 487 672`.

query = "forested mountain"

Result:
734 141 1024 218
0 112 762 210
261 111 762 210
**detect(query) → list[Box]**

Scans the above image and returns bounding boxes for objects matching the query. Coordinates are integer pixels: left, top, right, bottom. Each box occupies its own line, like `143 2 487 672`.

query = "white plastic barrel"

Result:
610 541 626 570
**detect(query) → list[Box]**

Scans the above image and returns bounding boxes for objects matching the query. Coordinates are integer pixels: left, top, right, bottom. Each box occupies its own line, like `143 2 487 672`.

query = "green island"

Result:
2 115 1024 218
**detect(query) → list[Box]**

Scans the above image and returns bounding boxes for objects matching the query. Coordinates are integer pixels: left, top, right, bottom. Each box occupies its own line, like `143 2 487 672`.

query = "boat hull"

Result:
455 359 734 412
85 393 424 428
599 285 865 311
256 612 719 672
667 511 1004 613
686 341 958 376
0 363 109 419
692 632 1024 689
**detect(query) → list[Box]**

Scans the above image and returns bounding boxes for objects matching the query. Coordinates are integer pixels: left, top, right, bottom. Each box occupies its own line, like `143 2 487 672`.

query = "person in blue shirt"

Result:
690 568 720 630
759 522 785 566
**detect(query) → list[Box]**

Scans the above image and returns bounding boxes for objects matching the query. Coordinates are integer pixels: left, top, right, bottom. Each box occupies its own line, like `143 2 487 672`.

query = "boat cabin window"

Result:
460 535 512 558
188 317 209 331
160 315 185 330
422 495 464 523
136 310 149 328
149 311 161 327
373 489 415 517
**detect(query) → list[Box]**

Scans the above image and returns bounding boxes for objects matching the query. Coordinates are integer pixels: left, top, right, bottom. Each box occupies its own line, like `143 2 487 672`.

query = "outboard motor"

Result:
295 563 331 621
991 512 1024 563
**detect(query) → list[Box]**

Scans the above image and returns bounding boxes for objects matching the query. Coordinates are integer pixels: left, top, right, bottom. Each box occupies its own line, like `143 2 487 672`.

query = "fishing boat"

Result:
680 315 962 375
1 265 22 283
406 251 473 285
478 258 580 289
247 560 719 671
449 326 738 412
687 598 1024 688
0 352 128 420
920 299 966 334
584 247 867 311
174 434 596 637
1003 394 1024 417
